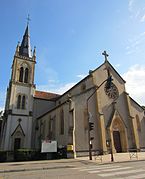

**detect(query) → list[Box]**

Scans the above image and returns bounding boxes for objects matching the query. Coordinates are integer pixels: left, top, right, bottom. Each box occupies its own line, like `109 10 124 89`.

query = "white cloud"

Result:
135 10 141 18
140 14 145 22
37 82 76 95
38 64 145 106
77 74 86 79
0 107 4 112
48 79 56 83
36 47 59 83
122 64 145 105
115 64 121 68
128 0 145 23
53 83 76 94
0 91 6 111
126 31 145 55
128 0 134 12
126 49 134 55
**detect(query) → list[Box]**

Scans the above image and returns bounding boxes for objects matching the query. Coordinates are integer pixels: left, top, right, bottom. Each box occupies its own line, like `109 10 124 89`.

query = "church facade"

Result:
1 25 145 158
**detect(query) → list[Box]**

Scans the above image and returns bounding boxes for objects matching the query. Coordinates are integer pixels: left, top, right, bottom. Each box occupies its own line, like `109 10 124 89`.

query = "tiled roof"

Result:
34 90 60 100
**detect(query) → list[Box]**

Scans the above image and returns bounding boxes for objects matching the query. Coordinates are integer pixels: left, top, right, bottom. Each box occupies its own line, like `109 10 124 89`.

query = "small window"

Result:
84 108 88 129
17 94 26 109
136 115 141 131
19 67 24 82
48 118 53 139
60 110 64 135
24 68 29 83
22 95 26 109
17 95 21 109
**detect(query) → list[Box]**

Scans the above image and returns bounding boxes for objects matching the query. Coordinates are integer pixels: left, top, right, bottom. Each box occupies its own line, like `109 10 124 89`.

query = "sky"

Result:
1 0 145 110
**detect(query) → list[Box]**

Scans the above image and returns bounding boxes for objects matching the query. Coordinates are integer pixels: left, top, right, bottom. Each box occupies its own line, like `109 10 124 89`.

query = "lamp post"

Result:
107 139 114 162
87 76 113 160
66 95 76 158
110 142 114 162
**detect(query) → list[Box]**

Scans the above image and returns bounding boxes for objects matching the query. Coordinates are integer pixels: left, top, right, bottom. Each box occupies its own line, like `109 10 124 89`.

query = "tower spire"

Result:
19 18 31 58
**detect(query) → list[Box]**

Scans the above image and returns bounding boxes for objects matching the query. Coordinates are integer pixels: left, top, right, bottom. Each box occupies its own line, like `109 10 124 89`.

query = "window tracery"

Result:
18 63 30 83
19 67 24 82
60 109 64 135
136 115 141 131
17 94 26 109
17 95 21 109
24 68 29 83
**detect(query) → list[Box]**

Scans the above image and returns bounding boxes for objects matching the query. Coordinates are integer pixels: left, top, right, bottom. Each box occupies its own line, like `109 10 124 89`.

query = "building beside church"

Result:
1 24 145 159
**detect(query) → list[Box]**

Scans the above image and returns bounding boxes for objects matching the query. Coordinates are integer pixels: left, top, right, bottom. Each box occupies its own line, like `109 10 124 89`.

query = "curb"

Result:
0 158 145 173
0 165 74 173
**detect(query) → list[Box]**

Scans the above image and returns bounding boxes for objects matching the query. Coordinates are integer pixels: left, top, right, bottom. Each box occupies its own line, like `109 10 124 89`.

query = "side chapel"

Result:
1 24 145 158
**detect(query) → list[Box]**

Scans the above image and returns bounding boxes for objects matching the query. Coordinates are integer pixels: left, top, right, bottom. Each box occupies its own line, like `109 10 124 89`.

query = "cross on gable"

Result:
26 14 31 25
102 50 109 62
18 118 22 123
102 51 110 76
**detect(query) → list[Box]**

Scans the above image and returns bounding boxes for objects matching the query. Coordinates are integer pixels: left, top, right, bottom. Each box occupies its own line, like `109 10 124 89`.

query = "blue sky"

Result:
1 0 145 110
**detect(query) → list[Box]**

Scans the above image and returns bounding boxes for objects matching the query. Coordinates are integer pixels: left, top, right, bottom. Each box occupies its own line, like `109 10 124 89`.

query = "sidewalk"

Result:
77 152 145 163
0 152 145 173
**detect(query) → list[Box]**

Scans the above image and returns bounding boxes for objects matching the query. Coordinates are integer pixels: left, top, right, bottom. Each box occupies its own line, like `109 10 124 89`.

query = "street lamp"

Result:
86 76 113 160
110 140 114 162
106 139 114 162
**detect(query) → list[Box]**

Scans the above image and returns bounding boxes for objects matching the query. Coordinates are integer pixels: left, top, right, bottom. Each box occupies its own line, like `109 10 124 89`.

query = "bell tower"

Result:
1 24 36 151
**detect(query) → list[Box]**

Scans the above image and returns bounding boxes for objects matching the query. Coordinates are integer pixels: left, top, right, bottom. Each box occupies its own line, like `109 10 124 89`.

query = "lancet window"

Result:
17 94 26 109
60 109 64 135
19 65 29 83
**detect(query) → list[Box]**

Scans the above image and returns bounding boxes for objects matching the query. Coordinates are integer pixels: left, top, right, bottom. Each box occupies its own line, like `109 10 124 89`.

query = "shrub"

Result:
14 148 37 161
0 151 7 162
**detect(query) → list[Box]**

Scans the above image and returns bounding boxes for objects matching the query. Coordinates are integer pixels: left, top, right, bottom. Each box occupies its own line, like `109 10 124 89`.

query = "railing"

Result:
128 148 140 160
93 150 108 162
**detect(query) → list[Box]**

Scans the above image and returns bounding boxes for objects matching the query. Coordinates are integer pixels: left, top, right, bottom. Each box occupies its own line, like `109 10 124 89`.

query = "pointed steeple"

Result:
19 24 32 57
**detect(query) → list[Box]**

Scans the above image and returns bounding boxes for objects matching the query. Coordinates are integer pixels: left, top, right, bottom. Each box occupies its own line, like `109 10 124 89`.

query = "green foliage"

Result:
14 148 37 161
0 151 7 162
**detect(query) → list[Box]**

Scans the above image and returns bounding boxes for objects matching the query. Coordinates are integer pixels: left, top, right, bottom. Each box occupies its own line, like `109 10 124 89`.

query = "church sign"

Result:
41 140 57 153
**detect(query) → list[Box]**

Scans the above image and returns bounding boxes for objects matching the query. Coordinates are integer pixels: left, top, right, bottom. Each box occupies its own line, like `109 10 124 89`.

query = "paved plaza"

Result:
0 152 145 178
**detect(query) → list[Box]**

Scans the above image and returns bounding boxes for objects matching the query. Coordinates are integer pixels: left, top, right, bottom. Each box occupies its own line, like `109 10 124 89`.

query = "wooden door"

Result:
14 138 21 150
113 131 122 152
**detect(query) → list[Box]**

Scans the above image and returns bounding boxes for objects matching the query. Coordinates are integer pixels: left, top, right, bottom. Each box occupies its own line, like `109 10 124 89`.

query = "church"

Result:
1 24 145 159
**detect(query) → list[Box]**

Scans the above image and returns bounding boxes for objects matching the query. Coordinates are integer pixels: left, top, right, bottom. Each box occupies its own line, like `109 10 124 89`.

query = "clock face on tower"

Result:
104 82 119 100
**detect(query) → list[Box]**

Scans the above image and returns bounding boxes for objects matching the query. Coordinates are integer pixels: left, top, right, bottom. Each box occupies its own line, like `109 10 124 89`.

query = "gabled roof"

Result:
34 90 60 100
92 60 126 84
36 60 126 110
11 124 25 137
129 96 144 111
106 109 127 129
57 60 126 100
106 61 126 83
35 58 124 105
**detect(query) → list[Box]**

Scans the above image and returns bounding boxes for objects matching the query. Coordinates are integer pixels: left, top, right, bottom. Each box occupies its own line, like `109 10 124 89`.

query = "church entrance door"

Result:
113 131 122 152
14 138 21 151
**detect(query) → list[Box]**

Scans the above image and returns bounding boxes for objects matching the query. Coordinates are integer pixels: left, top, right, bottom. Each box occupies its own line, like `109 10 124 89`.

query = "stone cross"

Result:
102 51 109 62
26 14 31 25
18 118 22 123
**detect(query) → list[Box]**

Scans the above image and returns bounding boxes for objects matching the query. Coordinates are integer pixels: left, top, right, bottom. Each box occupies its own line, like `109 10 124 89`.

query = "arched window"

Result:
136 115 141 131
22 95 26 109
24 68 29 83
60 110 64 135
19 67 24 82
17 95 21 109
